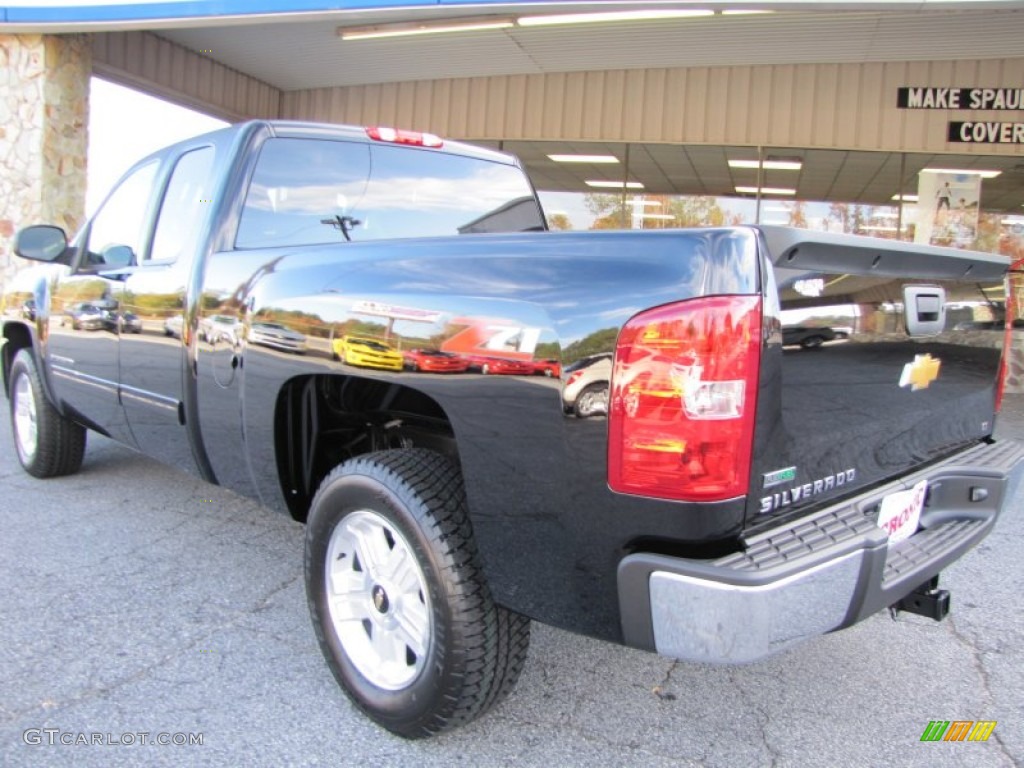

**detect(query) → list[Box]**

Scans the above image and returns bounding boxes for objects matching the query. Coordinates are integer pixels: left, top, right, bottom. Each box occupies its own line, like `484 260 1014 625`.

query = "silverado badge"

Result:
899 353 941 391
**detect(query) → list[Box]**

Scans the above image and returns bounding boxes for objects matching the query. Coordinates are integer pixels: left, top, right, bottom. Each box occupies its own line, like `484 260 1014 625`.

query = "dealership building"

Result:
1 0 1023 382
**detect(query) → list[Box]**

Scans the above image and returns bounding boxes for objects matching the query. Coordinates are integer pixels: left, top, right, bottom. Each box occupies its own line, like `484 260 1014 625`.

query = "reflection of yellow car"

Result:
333 336 404 371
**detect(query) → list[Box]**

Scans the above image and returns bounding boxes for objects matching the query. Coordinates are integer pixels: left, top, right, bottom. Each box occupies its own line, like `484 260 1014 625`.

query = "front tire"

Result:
305 449 530 738
574 382 609 418
9 349 86 478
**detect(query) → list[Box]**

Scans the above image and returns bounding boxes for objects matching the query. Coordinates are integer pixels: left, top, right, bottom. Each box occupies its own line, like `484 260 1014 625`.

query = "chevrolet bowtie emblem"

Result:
899 353 941 391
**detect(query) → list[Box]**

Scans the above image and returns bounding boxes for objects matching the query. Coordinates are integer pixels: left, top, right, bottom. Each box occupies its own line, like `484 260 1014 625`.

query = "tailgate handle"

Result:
904 285 946 337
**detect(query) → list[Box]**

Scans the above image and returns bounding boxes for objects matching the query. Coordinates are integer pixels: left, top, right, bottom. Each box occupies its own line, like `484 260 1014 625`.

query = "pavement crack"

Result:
651 659 679 701
250 574 301 614
944 615 1015 765
2 645 192 723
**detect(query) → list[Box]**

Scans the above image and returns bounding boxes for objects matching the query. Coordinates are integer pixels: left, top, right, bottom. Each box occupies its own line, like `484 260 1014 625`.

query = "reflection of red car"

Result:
462 355 535 375
531 359 561 377
403 349 470 373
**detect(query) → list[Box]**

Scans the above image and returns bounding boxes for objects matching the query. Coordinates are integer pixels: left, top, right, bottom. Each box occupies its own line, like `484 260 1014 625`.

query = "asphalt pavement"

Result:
1 396 1022 767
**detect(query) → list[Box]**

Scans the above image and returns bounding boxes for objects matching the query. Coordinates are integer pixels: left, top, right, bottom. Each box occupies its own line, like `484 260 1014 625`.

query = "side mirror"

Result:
14 225 69 263
99 244 136 269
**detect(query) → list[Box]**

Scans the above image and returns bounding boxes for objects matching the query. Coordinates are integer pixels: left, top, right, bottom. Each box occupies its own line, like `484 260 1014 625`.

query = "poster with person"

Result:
914 171 982 249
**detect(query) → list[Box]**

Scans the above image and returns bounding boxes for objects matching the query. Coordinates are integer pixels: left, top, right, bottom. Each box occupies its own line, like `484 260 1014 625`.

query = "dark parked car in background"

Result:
118 312 144 334
781 325 847 349
62 302 106 330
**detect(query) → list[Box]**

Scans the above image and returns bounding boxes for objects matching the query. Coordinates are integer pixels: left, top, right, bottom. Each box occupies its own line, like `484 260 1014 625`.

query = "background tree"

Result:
827 202 871 235
584 193 739 230
546 213 573 231
786 201 809 229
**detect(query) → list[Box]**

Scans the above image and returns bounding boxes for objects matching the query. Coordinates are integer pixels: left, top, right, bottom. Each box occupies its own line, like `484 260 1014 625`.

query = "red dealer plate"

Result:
877 479 928 545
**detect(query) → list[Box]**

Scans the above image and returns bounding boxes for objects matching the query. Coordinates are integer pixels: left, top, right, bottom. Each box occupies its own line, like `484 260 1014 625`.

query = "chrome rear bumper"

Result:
618 438 1024 663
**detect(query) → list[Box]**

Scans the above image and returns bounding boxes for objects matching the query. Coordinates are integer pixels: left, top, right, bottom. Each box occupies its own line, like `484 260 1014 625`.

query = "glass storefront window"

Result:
523 141 1019 258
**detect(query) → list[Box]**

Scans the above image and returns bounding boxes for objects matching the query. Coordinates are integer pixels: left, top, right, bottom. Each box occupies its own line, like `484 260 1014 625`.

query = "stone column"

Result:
0 34 90 287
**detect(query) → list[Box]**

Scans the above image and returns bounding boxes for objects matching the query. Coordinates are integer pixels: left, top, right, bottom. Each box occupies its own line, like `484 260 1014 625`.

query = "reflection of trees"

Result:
562 327 618 364
827 203 872 235
547 213 572 231
125 292 182 314
786 201 809 229
535 341 560 359
585 194 740 230
51 277 108 305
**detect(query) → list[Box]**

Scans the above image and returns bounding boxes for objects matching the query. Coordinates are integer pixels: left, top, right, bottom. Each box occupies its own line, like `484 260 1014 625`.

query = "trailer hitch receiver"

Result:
891 576 950 622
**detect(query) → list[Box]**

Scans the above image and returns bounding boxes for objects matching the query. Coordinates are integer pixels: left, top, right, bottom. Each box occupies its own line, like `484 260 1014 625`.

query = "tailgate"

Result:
747 227 1010 528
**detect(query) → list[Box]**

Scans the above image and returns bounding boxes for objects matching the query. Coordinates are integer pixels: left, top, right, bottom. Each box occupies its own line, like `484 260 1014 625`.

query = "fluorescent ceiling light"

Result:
518 10 713 27
728 159 802 171
586 180 644 189
627 199 661 207
920 167 1002 179
639 214 676 220
339 18 514 40
721 9 775 14
548 154 619 163
735 186 796 196
892 194 919 202
862 225 898 232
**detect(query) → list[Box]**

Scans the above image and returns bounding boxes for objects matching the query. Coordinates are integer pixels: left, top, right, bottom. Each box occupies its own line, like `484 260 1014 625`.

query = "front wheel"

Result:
305 449 530 738
9 349 86 478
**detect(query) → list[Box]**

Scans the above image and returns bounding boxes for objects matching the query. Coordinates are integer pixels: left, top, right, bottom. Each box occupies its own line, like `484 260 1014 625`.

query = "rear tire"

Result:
9 349 86 478
305 449 529 738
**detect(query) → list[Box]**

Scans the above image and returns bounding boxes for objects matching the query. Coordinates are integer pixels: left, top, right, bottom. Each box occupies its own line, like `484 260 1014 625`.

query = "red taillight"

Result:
366 126 443 148
608 295 762 502
566 371 583 387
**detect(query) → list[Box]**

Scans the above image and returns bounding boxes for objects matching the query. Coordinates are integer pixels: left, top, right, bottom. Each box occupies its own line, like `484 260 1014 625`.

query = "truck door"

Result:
118 145 217 476
47 160 159 444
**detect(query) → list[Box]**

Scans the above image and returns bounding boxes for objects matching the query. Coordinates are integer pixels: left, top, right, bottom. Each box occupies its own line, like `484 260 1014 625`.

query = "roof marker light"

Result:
366 126 443 148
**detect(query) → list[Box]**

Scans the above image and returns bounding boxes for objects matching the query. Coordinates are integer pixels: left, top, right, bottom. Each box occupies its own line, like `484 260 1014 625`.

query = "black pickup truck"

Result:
3 120 1022 738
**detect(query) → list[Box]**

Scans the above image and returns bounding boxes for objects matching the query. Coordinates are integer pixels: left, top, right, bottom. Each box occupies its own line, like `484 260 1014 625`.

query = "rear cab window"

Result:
235 137 544 249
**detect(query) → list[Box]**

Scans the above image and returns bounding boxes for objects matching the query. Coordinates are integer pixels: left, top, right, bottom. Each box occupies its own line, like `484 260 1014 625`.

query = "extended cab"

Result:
3 120 1022 738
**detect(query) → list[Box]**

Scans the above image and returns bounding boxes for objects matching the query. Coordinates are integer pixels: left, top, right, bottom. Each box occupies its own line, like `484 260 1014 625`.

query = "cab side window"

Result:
84 161 159 269
150 147 216 263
